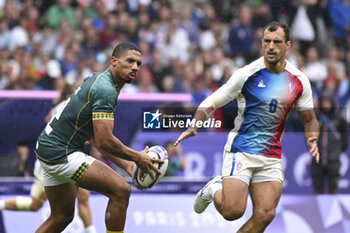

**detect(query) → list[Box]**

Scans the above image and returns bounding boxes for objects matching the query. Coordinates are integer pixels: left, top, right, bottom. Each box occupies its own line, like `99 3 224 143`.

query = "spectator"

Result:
301 46 328 95
136 68 158 93
98 13 119 50
80 24 102 58
191 75 211 106
286 39 303 68
46 0 76 29
311 92 348 194
321 46 346 81
227 3 256 61
0 19 11 50
0 58 10 89
164 141 186 176
326 0 350 48
149 49 169 91
250 0 272 28
179 7 199 50
15 141 33 177
156 11 191 64
198 4 218 51
9 17 29 51
290 0 318 56
37 59 63 90
0 141 32 177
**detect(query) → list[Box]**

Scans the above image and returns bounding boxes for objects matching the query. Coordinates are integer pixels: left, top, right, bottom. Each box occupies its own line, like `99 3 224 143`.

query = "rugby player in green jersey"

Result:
34 42 163 233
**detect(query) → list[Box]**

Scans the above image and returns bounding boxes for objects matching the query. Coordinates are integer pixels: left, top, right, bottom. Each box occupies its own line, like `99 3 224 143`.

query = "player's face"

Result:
262 27 291 65
112 50 142 83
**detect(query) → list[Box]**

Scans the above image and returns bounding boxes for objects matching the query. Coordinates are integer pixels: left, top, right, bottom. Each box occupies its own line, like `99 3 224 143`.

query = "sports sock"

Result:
0 200 5 211
85 225 97 233
210 182 222 198
106 230 124 233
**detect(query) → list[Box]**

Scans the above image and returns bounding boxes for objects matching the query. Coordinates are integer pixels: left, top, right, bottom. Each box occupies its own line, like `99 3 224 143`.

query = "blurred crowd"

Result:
1 0 350 121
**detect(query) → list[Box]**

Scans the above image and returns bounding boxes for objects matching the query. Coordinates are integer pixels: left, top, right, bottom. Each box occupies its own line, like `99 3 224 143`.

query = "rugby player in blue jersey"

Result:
175 22 320 232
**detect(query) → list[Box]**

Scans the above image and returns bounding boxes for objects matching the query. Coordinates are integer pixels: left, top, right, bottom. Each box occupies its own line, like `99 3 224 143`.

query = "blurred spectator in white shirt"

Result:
0 19 11 50
302 46 327 94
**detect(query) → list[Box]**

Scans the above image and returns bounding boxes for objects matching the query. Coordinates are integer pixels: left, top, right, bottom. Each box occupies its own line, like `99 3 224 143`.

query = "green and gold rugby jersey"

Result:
35 69 119 164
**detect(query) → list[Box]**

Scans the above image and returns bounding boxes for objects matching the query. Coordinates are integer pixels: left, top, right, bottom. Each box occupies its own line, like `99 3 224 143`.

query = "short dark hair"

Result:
112 42 141 58
263 22 290 42
15 140 29 148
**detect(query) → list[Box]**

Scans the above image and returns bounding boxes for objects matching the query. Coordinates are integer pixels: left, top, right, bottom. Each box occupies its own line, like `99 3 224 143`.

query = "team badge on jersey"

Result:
258 80 266 88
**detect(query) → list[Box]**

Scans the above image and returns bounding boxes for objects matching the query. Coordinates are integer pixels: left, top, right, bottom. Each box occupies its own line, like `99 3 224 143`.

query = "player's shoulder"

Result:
89 70 117 94
285 60 309 83
236 57 265 78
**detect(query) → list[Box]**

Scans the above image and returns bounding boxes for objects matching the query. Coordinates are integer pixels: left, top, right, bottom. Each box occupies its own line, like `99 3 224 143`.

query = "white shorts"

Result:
38 151 96 186
222 151 284 185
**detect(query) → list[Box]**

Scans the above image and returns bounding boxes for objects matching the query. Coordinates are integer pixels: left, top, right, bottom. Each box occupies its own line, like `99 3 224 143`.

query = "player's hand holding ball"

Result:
132 145 169 189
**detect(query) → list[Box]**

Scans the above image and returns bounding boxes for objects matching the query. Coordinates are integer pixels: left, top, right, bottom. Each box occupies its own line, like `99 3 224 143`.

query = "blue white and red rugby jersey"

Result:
217 57 314 159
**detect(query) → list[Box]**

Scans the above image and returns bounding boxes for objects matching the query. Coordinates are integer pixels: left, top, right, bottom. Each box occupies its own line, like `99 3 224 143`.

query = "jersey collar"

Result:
107 69 120 95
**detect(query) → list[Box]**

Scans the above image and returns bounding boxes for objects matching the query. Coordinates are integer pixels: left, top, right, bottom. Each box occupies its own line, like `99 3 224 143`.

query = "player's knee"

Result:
254 208 276 225
112 181 131 203
77 189 90 204
221 208 244 221
54 212 75 226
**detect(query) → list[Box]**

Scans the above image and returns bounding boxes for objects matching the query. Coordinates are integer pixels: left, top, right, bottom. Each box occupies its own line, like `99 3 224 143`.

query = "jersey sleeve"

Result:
217 67 248 101
90 84 117 120
294 74 314 111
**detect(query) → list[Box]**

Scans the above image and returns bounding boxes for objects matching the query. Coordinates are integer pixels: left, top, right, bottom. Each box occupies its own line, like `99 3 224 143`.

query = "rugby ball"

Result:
132 145 169 189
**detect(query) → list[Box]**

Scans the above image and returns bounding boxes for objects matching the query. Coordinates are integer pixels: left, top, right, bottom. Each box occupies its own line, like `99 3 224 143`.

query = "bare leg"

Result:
3 191 46 211
77 160 131 231
36 183 77 233
77 188 92 227
238 181 282 233
214 178 249 221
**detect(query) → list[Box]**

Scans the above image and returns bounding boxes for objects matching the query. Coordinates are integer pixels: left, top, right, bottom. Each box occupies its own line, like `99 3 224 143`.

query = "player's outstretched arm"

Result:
174 108 209 146
298 109 320 163
93 119 163 179
175 89 231 146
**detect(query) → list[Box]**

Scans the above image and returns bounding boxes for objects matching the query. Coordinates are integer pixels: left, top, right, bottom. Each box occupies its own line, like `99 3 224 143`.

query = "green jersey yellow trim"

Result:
92 112 114 120
35 151 67 164
65 69 108 156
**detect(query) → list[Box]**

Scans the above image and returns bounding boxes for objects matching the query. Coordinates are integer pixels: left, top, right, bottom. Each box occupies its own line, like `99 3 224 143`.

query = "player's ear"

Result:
111 56 118 67
286 40 291 50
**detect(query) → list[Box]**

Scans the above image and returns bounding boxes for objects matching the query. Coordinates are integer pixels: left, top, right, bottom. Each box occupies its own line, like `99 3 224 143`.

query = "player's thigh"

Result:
44 183 77 216
30 179 47 202
249 181 282 215
222 177 249 212
77 160 130 198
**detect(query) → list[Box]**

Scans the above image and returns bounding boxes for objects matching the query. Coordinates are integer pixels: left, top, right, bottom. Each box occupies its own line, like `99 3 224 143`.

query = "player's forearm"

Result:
303 118 320 141
189 106 215 133
103 152 134 176
97 137 140 162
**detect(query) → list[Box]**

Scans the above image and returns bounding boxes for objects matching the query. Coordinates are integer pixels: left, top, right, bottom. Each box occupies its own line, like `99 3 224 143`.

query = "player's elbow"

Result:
95 137 112 152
